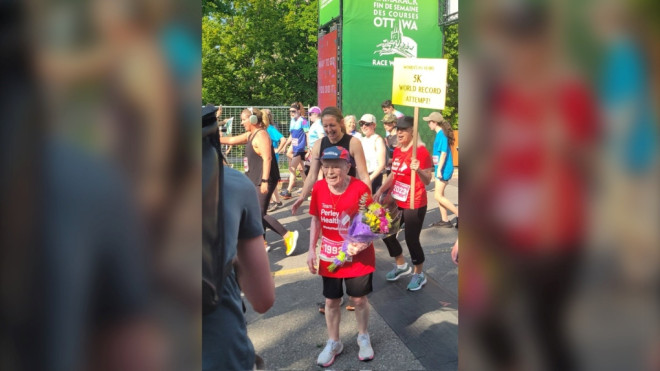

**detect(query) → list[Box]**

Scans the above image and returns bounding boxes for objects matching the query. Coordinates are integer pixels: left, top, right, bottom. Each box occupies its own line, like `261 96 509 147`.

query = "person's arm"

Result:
435 134 448 178
276 137 286 154
349 136 371 190
305 131 311 154
291 140 322 214
411 159 434 185
370 136 387 181
220 132 249 146
283 135 292 149
437 151 448 178
373 172 394 201
236 235 274 313
255 131 272 194
307 215 321 274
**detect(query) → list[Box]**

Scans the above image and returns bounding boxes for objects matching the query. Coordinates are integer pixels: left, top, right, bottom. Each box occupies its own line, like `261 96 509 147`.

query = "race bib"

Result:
243 157 249 172
292 138 299 148
319 237 352 263
432 155 439 166
391 180 411 202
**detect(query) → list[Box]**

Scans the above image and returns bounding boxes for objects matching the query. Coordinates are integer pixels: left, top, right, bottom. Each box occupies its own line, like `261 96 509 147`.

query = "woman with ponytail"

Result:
423 112 458 228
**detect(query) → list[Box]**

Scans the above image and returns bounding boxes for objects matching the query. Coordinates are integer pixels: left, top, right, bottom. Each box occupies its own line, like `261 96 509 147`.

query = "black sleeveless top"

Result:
245 129 280 186
319 134 357 177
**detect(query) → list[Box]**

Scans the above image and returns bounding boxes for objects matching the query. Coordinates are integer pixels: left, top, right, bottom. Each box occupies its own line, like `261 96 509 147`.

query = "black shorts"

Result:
322 273 373 299
292 151 306 161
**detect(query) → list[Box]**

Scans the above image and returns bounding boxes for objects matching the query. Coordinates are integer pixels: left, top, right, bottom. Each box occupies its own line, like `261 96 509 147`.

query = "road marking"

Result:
272 266 310 277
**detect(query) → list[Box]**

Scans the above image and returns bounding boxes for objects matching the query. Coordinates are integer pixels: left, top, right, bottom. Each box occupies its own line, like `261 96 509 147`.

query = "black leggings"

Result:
255 183 288 238
382 206 427 265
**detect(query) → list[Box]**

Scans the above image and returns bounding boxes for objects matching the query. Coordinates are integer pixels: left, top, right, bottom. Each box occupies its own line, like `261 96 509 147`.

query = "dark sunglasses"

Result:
289 109 297 113
358 121 372 127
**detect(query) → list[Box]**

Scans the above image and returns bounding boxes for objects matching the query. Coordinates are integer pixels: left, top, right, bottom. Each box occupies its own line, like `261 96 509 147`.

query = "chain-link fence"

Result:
217 106 299 172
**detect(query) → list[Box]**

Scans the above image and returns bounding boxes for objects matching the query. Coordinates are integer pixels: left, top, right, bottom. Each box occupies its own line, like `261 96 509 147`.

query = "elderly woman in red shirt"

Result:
307 146 376 367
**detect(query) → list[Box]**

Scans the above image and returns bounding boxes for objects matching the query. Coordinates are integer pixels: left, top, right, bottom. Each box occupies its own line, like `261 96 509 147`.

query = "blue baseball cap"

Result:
321 146 350 162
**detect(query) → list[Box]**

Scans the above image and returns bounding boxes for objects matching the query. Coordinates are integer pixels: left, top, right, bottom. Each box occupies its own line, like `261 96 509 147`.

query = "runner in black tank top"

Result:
246 129 280 186
245 129 293 249
319 135 357 177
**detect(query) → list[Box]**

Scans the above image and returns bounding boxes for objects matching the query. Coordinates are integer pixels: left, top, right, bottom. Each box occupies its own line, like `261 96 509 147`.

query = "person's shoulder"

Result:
312 178 328 192
224 166 253 189
418 145 431 156
349 135 363 145
256 128 270 138
351 176 370 192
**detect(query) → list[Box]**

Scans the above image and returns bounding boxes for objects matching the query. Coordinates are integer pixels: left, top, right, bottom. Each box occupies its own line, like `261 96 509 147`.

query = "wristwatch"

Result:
261 179 268 183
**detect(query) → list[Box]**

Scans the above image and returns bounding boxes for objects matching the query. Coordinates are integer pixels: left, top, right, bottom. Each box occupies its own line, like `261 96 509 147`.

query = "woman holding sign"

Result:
373 116 434 291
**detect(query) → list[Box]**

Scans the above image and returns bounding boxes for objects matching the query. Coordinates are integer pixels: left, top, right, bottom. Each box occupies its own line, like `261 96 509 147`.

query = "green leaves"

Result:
202 0 319 106
442 23 459 130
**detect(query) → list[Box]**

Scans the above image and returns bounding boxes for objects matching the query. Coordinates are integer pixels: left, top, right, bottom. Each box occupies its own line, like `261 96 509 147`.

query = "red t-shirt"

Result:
390 145 434 209
309 177 375 278
486 81 599 251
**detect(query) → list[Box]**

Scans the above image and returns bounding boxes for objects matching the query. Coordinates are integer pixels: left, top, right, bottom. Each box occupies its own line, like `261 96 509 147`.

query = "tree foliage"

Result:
202 0 235 17
441 23 459 130
202 0 318 106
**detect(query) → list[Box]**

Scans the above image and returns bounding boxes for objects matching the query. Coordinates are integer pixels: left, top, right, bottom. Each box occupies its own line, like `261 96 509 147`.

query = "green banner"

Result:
341 0 443 138
319 0 340 27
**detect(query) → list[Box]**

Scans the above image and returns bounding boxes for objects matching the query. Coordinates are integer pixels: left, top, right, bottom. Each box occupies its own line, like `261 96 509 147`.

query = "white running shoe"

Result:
357 333 374 361
317 339 343 367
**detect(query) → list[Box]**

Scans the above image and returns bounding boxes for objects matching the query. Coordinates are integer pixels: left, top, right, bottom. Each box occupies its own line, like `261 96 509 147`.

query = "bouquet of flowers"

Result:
328 193 401 272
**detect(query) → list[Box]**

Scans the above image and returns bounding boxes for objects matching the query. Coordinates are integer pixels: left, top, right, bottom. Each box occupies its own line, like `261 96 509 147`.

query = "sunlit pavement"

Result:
246 171 458 370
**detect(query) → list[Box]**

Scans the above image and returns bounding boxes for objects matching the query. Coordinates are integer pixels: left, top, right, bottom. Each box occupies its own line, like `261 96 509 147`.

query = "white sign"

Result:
391 58 448 109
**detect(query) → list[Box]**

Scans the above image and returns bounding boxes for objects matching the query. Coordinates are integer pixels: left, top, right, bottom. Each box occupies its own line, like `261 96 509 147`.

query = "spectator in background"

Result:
281 102 309 199
216 104 234 156
307 106 325 152
306 106 325 178
424 112 459 228
381 113 399 175
344 115 362 138
381 99 404 118
263 109 286 211
215 104 230 126
358 114 387 194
